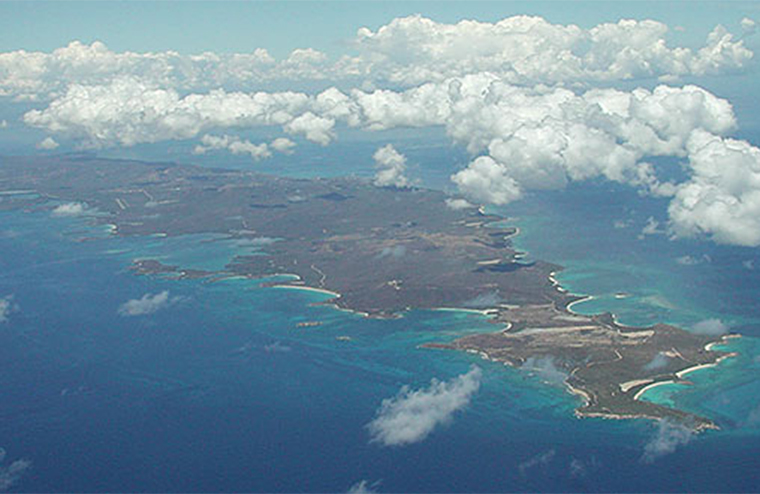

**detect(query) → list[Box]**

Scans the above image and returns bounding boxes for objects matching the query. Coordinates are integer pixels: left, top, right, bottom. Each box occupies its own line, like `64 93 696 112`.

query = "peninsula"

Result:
0 154 733 430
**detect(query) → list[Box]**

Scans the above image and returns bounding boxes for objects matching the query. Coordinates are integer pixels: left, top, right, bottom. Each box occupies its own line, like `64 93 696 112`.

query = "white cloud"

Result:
270 137 296 154
463 291 501 308
641 420 694 463
377 245 406 259
0 41 279 101
372 144 408 188
0 120 6 128
24 77 313 148
36 136 59 150
675 254 711 266
643 352 671 371
0 448 31 492
117 290 178 317
445 198 475 210
355 15 753 86
691 318 729 336
283 111 335 145
51 202 85 217
10 22 760 248
518 448 556 476
347 480 380 494
446 82 735 206
741 18 757 36
193 134 271 161
0 19 751 101
0 295 17 323
668 131 760 246
451 156 521 205
639 217 665 237
367 366 482 447
521 356 568 386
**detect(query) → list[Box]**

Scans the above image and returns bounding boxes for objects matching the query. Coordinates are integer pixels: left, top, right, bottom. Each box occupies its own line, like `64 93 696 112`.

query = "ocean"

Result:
2 138 760 492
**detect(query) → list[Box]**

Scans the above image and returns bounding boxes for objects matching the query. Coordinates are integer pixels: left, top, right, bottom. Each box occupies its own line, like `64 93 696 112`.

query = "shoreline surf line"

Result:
633 379 677 400
434 307 499 317
676 353 737 379
566 295 594 315
272 284 341 298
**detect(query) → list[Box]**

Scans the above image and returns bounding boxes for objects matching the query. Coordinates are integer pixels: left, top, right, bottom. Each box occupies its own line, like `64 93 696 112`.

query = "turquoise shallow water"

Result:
3 155 760 491
503 179 760 435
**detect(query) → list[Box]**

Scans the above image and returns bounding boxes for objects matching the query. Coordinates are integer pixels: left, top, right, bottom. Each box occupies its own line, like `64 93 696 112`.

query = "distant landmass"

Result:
0 154 735 430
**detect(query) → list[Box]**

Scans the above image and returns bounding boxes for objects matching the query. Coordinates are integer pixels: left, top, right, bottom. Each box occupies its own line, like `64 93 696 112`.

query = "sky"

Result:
1 1 759 56
2 1 760 248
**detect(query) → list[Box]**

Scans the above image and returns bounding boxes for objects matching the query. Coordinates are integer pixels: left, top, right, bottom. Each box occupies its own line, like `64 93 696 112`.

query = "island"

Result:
0 153 735 430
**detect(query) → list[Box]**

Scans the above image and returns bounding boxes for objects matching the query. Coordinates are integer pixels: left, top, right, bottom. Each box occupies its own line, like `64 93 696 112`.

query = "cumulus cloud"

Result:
117 290 179 317
691 318 729 336
51 202 85 217
0 448 31 492
0 295 18 323
451 156 522 205
23 77 314 148
355 15 754 86
0 18 750 101
0 120 6 128
10 19 760 247
23 75 760 246
270 137 296 154
0 41 283 101
668 131 760 246
372 144 409 188
193 134 296 161
445 198 475 210
36 136 59 150
283 111 335 145
447 82 735 205
193 134 272 161
641 420 694 463
367 366 482 447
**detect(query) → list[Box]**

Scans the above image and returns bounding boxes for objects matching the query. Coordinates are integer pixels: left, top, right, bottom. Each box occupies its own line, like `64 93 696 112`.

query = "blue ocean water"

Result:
503 179 760 432
2 150 760 491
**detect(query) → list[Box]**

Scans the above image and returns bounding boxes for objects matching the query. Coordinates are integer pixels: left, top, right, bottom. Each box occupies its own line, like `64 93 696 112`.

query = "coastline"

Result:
272 284 342 299
435 307 499 317
566 295 594 315
548 270 567 293
633 380 677 401
675 353 737 379
25 171 742 432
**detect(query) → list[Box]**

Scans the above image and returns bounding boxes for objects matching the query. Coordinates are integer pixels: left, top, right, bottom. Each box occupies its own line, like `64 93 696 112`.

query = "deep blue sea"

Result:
2 136 760 492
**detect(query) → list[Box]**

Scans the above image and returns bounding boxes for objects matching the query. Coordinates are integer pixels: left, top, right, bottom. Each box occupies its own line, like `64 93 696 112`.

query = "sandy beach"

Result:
273 284 341 298
566 295 594 315
633 380 676 400
435 307 498 317
676 353 737 379
620 378 654 393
